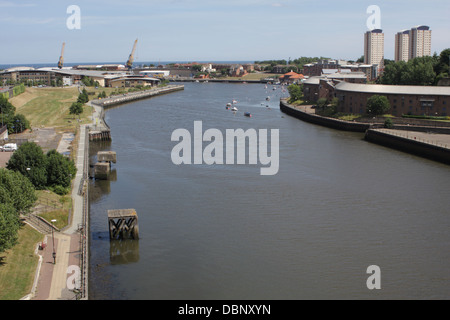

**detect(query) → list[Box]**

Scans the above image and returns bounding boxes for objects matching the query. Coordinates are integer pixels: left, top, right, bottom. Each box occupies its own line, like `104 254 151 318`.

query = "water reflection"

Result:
110 240 140 265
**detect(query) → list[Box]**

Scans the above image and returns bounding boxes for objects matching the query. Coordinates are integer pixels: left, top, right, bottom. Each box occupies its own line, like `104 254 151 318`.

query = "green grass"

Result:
35 190 72 230
338 114 362 121
10 87 93 132
0 224 43 300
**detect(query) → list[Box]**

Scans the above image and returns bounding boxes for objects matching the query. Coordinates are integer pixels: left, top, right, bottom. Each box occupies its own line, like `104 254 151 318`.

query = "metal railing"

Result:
79 126 89 299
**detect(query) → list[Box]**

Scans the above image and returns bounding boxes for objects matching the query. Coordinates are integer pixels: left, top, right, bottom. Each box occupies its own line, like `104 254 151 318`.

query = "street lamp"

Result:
51 219 57 264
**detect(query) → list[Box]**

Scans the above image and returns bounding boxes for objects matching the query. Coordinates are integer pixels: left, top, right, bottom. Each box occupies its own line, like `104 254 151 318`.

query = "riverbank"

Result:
280 98 450 165
91 84 184 108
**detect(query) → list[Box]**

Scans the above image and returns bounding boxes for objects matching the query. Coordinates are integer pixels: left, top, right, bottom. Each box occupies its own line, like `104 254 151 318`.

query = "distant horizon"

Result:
0 60 258 69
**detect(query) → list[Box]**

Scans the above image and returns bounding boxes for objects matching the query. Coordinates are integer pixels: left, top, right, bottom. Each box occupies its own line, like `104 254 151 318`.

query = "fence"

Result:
79 126 89 299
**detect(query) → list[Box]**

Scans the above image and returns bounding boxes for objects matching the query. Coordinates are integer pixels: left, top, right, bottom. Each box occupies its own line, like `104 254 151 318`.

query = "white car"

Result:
2 143 18 152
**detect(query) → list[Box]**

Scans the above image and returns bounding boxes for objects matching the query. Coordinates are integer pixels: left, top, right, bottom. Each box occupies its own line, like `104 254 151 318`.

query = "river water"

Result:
88 82 450 300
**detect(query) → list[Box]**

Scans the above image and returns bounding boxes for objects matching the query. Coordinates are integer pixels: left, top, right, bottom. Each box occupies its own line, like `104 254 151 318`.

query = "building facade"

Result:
335 82 450 116
409 25 432 60
395 30 410 62
364 29 384 74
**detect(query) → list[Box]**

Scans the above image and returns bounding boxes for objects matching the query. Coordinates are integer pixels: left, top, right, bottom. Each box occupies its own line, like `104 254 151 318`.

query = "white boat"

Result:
231 107 238 111
266 96 270 101
232 99 237 104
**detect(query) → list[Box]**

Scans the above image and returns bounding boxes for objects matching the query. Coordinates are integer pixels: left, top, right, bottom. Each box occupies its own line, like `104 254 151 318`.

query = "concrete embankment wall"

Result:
364 129 450 165
93 85 184 108
279 100 370 132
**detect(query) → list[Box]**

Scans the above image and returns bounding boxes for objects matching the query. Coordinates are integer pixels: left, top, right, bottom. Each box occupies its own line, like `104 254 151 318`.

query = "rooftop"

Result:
335 82 450 96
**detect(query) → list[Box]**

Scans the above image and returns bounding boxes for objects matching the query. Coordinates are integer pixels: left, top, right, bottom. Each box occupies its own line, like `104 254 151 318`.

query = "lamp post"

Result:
51 219 57 264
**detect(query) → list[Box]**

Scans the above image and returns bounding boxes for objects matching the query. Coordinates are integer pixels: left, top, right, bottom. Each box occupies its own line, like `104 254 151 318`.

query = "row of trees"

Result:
0 95 30 134
379 48 450 86
0 142 76 252
255 57 330 73
69 88 90 118
6 142 77 195
81 76 100 87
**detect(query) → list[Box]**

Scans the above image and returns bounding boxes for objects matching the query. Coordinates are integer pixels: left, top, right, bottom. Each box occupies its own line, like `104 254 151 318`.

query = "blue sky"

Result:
0 0 449 64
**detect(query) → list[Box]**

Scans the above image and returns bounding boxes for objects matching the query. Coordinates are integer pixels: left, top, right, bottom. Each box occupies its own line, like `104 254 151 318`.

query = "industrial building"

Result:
0 67 160 88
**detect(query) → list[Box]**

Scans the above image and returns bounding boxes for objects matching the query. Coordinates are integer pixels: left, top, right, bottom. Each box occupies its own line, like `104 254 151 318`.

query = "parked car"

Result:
2 143 18 152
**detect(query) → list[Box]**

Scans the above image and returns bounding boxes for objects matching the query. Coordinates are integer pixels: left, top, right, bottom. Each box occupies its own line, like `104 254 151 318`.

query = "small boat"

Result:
232 99 238 104
266 96 270 101
244 112 252 117
231 107 238 111
226 103 232 109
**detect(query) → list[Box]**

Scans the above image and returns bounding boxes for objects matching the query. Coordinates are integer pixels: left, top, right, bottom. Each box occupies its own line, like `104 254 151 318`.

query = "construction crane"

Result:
126 39 138 70
58 42 65 69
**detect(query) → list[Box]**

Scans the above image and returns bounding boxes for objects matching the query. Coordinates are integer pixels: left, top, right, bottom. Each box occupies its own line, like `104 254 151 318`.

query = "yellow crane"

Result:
126 39 138 70
58 42 65 69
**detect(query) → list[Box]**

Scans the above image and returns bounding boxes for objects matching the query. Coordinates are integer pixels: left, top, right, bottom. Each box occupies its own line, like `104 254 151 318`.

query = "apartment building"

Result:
409 25 432 60
395 30 410 62
364 29 384 73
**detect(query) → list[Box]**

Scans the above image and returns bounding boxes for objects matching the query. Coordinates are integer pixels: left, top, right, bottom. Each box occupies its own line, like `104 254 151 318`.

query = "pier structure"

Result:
108 209 139 240
93 151 116 180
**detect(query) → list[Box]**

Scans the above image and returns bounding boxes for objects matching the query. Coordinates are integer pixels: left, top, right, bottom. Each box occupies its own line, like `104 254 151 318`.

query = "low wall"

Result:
279 100 370 132
365 129 450 165
92 85 184 108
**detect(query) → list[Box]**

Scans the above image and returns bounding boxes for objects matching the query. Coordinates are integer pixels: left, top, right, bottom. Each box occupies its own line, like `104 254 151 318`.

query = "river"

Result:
88 82 450 300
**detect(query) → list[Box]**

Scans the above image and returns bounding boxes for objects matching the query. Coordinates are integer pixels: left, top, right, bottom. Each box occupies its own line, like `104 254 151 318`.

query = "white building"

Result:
364 29 384 73
409 25 432 60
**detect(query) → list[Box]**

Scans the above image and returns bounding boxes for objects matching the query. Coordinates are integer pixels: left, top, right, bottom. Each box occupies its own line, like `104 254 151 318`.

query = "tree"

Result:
0 203 20 252
6 142 48 189
366 95 390 116
9 113 30 133
287 84 303 103
0 168 37 214
70 102 84 118
77 89 89 104
46 149 77 190
0 95 16 116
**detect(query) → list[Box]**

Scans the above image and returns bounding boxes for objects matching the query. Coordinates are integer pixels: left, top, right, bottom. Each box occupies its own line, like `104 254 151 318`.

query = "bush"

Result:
49 185 69 196
384 118 394 128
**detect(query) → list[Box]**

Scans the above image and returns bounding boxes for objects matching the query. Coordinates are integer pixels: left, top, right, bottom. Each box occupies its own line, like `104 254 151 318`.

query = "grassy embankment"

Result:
0 224 43 300
9 86 118 132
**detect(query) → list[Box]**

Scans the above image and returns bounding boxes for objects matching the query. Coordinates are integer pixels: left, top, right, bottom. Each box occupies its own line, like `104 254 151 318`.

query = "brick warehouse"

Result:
334 82 450 117
303 78 450 117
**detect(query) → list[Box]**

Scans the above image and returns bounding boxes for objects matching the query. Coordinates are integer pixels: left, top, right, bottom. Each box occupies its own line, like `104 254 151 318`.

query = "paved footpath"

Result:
29 125 88 300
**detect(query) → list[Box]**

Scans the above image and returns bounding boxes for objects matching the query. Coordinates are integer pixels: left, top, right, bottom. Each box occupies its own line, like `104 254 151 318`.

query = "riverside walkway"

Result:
27 125 88 300
26 85 184 300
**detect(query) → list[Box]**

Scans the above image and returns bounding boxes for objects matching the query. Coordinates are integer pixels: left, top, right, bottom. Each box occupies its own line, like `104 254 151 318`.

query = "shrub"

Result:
384 118 394 128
